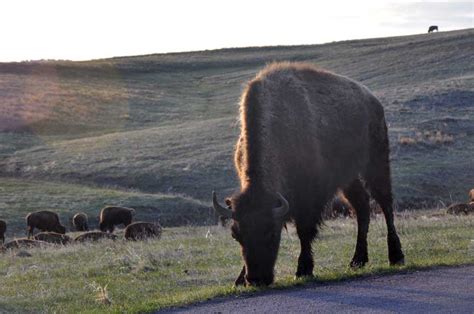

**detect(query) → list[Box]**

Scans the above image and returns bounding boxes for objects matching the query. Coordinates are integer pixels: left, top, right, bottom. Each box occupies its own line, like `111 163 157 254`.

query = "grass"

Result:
0 211 472 313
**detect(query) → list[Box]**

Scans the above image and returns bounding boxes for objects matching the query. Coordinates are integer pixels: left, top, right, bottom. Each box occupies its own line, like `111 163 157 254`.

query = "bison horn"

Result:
212 191 232 219
272 193 289 219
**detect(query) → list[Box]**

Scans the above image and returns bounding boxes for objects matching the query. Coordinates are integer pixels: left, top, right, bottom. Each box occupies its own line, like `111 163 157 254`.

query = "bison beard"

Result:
213 62 405 286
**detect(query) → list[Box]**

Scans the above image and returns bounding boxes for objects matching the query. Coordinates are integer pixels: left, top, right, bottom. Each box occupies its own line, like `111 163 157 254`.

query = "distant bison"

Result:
74 231 117 242
26 211 66 238
325 192 354 218
0 220 6 244
99 206 135 233
72 213 89 231
447 203 474 215
34 232 71 245
3 238 50 249
124 222 162 240
428 25 438 33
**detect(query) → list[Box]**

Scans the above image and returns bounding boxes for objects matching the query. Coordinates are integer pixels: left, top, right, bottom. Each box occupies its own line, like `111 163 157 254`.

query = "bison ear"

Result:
272 193 289 220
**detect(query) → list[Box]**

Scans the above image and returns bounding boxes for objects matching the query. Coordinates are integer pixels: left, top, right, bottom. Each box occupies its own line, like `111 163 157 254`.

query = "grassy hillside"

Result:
0 29 473 234
0 212 472 313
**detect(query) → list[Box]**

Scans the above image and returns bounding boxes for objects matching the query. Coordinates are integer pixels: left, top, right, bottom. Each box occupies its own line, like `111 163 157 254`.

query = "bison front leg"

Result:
234 265 246 287
295 224 317 278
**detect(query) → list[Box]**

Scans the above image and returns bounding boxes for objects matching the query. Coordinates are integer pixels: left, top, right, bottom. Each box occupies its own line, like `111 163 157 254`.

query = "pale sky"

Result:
0 0 472 62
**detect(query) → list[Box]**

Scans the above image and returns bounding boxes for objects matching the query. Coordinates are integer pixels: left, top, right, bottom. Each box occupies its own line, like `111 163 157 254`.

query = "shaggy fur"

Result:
0 220 6 244
74 231 117 242
124 222 162 240
218 62 404 286
34 232 71 245
72 213 89 232
26 211 66 238
99 206 135 233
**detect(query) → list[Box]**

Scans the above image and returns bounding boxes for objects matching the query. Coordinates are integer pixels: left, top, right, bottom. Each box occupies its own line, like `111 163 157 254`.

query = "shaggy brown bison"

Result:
26 211 66 238
0 220 6 244
428 25 438 33
447 203 474 215
74 231 117 242
124 222 162 240
4 238 50 249
99 206 135 233
34 232 71 245
324 192 354 218
72 212 89 231
213 62 404 286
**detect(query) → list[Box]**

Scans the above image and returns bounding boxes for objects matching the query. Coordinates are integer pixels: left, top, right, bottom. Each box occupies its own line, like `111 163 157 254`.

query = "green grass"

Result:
0 212 472 313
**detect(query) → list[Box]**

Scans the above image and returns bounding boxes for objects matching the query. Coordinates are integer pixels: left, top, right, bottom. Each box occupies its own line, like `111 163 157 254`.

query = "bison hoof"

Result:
350 258 368 268
389 256 405 266
234 276 246 287
294 274 314 281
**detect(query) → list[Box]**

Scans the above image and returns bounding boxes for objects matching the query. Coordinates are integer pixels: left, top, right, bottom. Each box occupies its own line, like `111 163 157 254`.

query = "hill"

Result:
0 28 473 234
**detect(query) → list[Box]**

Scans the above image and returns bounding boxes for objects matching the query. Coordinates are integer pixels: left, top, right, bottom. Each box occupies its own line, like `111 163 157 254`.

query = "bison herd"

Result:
0 206 162 251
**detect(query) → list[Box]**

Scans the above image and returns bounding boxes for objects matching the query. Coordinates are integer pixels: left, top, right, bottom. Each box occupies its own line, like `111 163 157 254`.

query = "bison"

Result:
213 62 405 286
0 220 6 244
3 238 50 249
124 222 162 240
74 231 117 242
26 211 66 238
99 206 135 233
428 25 438 33
34 232 71 245
72 212 89 231
447 203 474 215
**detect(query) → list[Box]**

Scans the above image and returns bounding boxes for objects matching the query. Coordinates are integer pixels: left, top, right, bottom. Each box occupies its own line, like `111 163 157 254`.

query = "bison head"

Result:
213 191 289 286
55 225 66 234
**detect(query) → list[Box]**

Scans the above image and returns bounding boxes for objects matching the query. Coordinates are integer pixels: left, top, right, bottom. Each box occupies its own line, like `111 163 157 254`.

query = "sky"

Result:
0 0 472 62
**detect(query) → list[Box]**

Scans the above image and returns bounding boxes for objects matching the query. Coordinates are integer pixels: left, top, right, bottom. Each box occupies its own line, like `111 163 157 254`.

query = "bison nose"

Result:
245 274 274 287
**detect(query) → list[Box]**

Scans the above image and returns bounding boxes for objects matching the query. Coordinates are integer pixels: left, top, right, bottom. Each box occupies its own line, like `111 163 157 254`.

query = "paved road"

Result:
163 266 474 313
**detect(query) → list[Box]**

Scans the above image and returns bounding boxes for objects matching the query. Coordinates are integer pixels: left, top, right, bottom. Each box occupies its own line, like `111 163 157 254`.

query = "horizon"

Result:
1 0 472 62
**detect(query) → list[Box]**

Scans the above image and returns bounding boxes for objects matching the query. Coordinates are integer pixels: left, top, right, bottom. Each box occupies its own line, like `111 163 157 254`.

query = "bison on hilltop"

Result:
26 211 66 238
213 62 404 286
34 232 71 245
74 231 117 242
124 222 162 240
72 213 89 231
0 220 6 244
99 206 135 233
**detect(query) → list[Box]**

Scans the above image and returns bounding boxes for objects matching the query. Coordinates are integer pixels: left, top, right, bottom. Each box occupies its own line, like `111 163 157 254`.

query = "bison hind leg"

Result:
343 179 370 268
366 134 405 266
